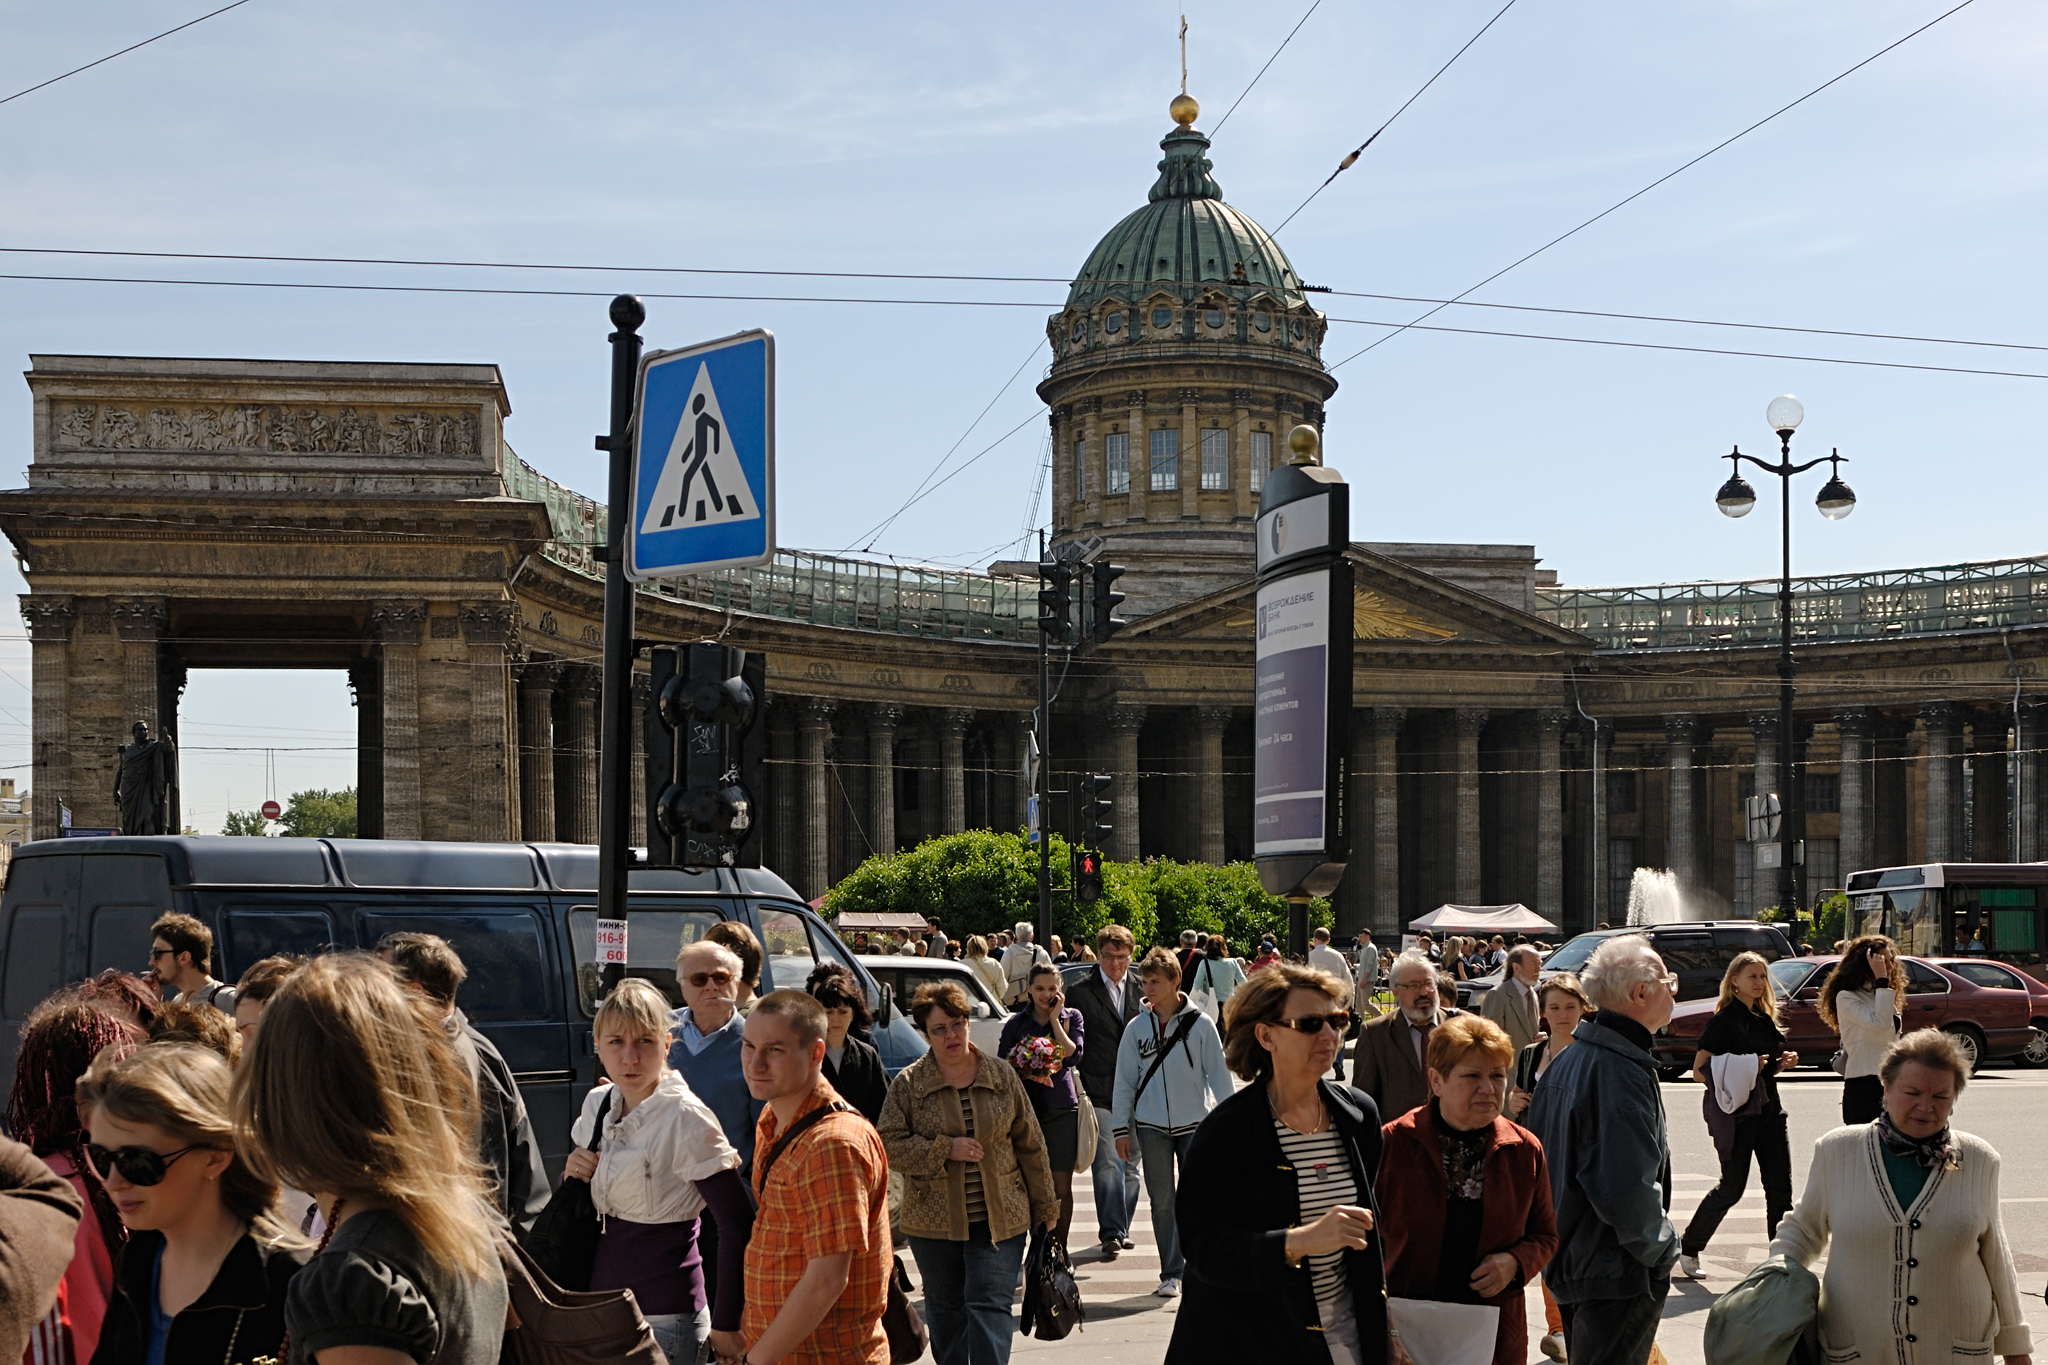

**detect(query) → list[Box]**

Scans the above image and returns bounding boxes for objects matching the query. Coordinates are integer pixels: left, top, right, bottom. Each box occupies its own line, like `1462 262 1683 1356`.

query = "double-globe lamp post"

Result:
1714 394 1858 918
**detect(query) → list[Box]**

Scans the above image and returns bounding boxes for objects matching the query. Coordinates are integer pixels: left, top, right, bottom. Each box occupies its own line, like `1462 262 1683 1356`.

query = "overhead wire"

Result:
0 0 256 109
1270 0 1521 236
1208 0 1322 135
1328 0 1981 372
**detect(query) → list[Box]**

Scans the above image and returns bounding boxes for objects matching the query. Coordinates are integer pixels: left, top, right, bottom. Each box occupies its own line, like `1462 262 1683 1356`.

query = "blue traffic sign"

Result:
627 329 775 581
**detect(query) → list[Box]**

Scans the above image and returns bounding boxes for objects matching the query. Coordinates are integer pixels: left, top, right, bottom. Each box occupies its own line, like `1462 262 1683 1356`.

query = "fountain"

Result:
1624 867 1704 925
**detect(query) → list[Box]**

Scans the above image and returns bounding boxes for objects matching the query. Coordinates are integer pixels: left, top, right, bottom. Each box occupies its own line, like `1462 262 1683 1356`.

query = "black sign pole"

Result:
597 295 645 927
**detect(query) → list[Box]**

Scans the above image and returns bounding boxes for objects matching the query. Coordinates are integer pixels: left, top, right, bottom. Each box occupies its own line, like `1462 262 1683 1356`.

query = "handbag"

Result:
522 1088 614 1292
1072 1093 1100 1174
884 1254 928 1363
1387 1296 1497 1365
1018 1227 1084 1341
499 1233 664 1365
1188 960 1220 1021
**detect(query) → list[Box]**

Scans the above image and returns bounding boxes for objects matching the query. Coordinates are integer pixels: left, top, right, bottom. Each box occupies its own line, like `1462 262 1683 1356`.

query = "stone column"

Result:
1050 407 1073 513
1664 715 1700 888
459 604 517 842
1454 709 1487 905
559 666 602 844
937 708 971 835
1371 708 1405 936
1080 398 1103 528
800 700 835 898
110 598 168 737
351 661 383 839
1749 713 1781 807
866 706 901 854
769 702 798 874
1109 704 1145 862
1921 702 1962 863
1835 709 1873 879
1195 706 1230 864
1123 390 1146 523
1231 389 1254 520
1535 711 1566 926
22 597 73 842
630 674 650 846
2021 703 2047 865
518 661 561 847
370 603 426 840
1178 387 1200 519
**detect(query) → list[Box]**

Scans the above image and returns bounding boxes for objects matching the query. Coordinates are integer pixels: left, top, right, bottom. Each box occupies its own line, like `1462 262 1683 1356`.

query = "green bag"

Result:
1703 1254 1820 1365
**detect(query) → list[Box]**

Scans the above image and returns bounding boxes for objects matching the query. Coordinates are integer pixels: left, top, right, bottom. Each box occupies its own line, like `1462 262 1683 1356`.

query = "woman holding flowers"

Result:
997 964 1084 1244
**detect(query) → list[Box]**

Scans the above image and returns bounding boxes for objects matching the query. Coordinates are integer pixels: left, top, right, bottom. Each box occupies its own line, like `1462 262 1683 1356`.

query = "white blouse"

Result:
1834 986 1898 1079
570 1070 740 1225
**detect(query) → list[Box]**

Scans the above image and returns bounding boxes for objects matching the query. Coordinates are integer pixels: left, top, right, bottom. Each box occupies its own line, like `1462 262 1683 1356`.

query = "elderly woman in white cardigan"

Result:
1769 1029 2031 1365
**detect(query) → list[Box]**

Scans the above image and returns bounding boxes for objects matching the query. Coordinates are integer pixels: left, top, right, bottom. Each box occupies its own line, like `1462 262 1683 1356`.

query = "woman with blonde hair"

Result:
565 977 754 1363
80 1043 304 1364
1677 950 1798 1279
232 952 506 1365
1819 935 1906 1124
964 936 1005 1001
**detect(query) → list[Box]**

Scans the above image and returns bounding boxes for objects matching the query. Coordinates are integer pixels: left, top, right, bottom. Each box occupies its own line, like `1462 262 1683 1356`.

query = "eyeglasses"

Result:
1655 974 1679 993
85 1142 199 1186
148 948 175 961
686 970 736 988
1274 1011 1352 1035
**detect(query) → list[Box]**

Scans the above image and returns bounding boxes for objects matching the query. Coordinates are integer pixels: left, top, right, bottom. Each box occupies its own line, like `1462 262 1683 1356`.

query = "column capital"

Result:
1919 700 1962 730
458 601 519 645
1747 712 1781 738
110 597 168 643
1453 708 1489 739
631 673 651 704
562 663 603 700
1532 710 1569 737
934 707 973 736
868 703 904 733
518 658 564 693
1663 714 1700 745
368 601 427 643
799 697 837 729
1196 705 1233 733
20 595 74 642
1832 706 1874 738
1370 707 1406 738
1108 703 1147 735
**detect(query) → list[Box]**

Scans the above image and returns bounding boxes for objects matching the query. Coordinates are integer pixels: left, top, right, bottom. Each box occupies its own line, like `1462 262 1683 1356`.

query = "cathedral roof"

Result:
1064 112 1307 313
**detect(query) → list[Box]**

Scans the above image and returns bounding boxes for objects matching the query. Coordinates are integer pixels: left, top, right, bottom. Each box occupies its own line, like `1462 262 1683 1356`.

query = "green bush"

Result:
821 830 1326 951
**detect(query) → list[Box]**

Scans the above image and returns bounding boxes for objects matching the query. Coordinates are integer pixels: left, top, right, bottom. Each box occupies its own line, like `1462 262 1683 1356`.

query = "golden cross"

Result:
1179 14 1188 94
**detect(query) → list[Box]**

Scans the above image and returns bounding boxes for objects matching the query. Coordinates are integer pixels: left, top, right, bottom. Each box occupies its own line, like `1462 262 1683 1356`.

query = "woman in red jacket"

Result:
1379 1015 1557 1365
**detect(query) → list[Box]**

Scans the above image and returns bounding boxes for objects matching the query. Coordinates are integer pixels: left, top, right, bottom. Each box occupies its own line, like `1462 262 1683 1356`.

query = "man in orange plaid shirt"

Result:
725 990 890 1365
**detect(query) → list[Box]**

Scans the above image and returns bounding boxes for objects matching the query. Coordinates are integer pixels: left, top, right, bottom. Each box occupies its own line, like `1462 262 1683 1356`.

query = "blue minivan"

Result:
0 836 927 1173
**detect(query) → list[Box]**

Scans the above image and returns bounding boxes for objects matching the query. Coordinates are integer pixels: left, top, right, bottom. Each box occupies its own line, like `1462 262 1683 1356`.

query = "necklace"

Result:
1268 1089 1329 1136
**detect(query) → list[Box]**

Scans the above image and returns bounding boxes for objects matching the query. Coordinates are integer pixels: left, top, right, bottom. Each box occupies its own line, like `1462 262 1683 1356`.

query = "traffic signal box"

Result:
1037 561 1075 643
645 642 768 869
1081 773 1114 848
1076 847 1103 904
1089 562 1126 642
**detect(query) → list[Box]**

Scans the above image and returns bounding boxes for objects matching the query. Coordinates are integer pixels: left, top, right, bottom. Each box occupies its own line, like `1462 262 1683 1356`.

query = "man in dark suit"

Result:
1352 950 1462 1122
1066 923 1142 1259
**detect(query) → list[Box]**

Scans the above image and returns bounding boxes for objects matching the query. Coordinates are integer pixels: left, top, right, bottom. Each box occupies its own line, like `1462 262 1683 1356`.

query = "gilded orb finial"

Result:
1287 424 1321 466
1170 93 1199 127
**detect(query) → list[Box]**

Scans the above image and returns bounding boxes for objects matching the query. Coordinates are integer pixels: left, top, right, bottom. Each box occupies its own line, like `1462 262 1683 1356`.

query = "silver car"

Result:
855 954 1015 1059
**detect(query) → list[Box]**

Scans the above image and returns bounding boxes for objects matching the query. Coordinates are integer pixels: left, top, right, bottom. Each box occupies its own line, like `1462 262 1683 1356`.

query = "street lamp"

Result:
1714 394 1857 919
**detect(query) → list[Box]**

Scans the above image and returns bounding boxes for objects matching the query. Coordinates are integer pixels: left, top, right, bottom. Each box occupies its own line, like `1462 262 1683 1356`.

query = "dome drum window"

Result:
1151 307 1174 329
1104 312 1123 334
1203 309 1224 329
1253 312 1272 333
1070 320 1086 342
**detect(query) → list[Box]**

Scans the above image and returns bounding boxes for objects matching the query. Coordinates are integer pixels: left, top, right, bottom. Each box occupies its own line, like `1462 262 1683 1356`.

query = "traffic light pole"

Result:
597 295 645 926
1036 533 1052 950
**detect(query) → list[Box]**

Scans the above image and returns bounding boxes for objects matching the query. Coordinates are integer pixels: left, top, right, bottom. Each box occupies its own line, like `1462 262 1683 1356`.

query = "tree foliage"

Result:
221 809 267 837
220 789 358 838
821 829 1329 952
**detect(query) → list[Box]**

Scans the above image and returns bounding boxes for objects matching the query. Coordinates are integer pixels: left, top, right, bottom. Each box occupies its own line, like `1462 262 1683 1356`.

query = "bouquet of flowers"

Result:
1007 1033 1061 1087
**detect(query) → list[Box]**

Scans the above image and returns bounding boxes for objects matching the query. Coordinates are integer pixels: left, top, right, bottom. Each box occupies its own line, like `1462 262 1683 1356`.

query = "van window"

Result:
568 907 725 1015
359 910 552 1023
89 907 161 977
3 909 65 1019
1652 935 1720 976
757 907 819 994
222 908 337 979
1718 928 1789 961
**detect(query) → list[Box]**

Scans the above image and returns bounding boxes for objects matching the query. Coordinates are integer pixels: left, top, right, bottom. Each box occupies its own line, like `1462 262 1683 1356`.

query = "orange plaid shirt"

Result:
744 1080 891 1365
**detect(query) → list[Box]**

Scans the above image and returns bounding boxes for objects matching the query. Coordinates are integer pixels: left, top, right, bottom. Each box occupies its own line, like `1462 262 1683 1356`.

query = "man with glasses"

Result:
1351 951 1461 1122
671 937 764 1318
1526 936 1681 1365
1067 924 1142 1260
148 913 235 1014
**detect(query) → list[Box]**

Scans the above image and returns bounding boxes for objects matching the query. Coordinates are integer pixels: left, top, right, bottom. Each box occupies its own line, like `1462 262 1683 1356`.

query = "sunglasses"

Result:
1274 1011 1352 1035
86 1142 200 1186
148 948 175 961
686 970 736 988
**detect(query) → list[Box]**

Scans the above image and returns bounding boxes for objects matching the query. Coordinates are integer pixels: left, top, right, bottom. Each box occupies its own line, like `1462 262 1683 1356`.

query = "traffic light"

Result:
1076 847 1103 904
645 642 768 869
1036 560 1075 644
1089 562 1127 642
1081 772 1114 849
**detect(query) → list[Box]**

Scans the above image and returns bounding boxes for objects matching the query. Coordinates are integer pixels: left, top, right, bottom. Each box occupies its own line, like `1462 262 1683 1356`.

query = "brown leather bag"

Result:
498 1234 667 1365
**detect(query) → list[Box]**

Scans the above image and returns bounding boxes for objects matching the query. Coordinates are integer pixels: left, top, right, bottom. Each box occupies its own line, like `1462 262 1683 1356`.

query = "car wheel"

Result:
1943 1024 1985 1075
2015 1025 2048 1070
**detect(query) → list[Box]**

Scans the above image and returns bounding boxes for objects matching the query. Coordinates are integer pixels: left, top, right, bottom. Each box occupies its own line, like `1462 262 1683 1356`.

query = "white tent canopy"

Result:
1408 904 1558 935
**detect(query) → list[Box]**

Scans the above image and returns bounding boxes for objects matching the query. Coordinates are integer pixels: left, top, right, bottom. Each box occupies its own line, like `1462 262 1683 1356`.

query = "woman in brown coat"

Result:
1379 1015 1558 1365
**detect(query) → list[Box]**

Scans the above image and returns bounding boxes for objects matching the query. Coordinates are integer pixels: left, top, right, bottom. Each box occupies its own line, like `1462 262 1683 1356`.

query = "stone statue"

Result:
114 721 178 836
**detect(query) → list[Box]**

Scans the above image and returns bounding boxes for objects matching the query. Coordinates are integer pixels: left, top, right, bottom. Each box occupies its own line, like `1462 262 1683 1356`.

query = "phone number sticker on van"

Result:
594 917 629 966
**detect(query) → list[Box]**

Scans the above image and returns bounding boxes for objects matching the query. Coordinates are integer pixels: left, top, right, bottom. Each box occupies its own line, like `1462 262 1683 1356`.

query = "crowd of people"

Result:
0 907 2034 1365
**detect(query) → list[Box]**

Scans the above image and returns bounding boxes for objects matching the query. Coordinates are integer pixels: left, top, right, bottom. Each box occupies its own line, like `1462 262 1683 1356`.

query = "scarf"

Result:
1875 1109 1959 1170
1431 1102 1489 1200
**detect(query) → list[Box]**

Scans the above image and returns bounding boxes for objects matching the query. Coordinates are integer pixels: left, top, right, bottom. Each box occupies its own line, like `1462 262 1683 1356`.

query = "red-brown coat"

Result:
1378 1106 1559 1365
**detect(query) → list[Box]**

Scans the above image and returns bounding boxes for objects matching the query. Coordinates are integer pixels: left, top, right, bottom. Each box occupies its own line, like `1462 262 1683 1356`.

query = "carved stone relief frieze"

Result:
52 401 480 458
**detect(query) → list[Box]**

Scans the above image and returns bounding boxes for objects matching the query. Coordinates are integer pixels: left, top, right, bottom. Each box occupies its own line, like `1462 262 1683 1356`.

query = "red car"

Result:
1652 955 2038 1077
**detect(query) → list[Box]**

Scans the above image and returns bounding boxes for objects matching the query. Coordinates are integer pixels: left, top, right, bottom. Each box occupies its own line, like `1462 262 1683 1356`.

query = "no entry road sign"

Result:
627 329 775 581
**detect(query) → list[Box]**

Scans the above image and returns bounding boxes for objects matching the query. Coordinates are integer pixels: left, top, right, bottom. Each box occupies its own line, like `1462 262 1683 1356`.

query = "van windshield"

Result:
568 908 724 1016
1542 934 1605 973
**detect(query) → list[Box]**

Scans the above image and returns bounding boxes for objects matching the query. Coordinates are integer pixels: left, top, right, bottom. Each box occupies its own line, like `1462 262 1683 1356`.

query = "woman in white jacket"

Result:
1820 935 1905 1124
565 979 756 1364
1769 1029 2032 1365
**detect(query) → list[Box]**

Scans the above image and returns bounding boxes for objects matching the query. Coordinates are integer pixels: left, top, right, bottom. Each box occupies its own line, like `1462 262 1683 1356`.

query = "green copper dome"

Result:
1065 123 1307 312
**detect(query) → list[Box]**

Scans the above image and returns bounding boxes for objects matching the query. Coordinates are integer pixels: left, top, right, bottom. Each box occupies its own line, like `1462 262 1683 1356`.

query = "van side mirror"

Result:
972 1001 991 1020
876 983 894 1025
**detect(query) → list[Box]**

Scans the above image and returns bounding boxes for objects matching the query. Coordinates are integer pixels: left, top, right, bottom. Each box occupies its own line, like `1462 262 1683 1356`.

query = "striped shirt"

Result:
960 1090 988 1224
1274 1119 1356 1305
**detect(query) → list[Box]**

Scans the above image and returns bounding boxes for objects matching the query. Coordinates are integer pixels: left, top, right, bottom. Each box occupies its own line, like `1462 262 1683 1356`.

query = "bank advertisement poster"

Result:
1254 568 1330 857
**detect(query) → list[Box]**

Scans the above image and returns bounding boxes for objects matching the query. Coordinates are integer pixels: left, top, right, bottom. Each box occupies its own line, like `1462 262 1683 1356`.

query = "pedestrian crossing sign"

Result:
627 329 775 580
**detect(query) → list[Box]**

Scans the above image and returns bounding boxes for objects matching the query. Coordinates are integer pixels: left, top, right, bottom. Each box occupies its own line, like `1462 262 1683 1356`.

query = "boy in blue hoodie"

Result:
1111 945 1234 1298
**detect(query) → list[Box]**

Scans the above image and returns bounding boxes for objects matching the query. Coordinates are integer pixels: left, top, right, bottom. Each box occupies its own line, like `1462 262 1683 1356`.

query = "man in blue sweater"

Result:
670 937 763 1313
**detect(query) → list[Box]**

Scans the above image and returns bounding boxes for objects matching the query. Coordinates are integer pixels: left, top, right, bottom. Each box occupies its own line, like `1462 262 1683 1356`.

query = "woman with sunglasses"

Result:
78 1042 306 1365
1167 962 1385 1365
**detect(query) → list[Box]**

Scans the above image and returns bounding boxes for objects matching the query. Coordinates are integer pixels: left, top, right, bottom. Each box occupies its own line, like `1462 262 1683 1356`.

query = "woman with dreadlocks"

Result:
5 999 142 1362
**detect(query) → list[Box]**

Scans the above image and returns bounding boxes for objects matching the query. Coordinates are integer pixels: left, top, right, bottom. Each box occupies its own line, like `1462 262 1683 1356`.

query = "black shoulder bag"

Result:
522 1087 614 1292
1131 1011 1201 1110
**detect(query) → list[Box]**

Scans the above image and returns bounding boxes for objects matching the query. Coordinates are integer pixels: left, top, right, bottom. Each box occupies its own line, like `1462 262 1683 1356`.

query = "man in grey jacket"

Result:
1527 935 1680 1365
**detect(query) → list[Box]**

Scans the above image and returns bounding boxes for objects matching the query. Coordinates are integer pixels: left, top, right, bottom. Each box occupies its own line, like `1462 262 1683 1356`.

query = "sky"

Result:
1 0 2044 831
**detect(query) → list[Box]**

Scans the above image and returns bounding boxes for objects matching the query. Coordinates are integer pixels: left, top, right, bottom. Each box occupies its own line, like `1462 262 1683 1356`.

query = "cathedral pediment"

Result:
1112 545 1593 650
